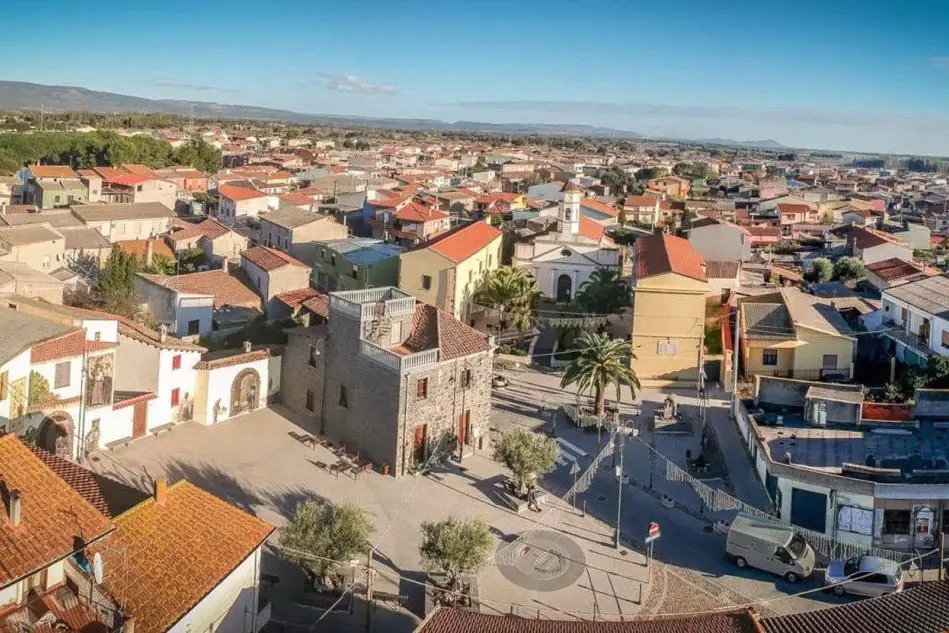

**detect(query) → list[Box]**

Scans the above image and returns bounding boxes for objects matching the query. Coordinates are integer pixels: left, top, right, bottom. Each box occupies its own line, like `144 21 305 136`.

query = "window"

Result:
762 349 779 366
172 354 182 370
351 264 358 279
54 361 70 389
188 319 200 335
170 388 180 407
821 354 838 370
338 385 348 408
421 275 432 290
942 330 949 349
0 371 7 400
417 378 428 399
94 332 101 341
461 369 471 388
305 389 315 412
308 344 319 367
882 509 911 534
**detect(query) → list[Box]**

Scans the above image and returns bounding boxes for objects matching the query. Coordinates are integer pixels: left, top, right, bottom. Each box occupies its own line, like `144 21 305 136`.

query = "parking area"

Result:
87 405 650 630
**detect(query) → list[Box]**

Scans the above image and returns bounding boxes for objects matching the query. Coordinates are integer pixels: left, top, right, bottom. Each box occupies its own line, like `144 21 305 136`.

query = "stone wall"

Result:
280 327 327 426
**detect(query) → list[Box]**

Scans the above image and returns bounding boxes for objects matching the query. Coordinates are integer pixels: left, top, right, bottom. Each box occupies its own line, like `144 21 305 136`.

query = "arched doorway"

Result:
230 369 260 417
556 274 573 303
38 412 74 458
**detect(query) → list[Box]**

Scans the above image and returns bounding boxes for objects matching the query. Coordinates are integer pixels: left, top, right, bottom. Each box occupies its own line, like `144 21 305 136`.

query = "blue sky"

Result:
6 0 949 155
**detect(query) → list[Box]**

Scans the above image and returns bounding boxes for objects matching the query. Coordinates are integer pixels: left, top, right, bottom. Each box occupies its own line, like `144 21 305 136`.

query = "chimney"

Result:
243 340 253 353
144 240 154 267
7 490 22 527
158 323 168 343
153 478 167 506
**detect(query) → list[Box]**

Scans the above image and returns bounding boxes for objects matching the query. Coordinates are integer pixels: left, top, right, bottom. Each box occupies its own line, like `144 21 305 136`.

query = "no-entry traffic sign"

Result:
646 521 661 543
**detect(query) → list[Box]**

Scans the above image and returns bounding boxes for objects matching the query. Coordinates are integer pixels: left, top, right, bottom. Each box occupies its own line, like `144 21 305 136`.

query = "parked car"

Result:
725 513 816 583
824 556 903 597
491 375 509 389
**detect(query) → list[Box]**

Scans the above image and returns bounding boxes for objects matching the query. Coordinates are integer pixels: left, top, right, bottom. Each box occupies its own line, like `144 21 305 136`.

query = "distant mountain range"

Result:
0 81 786 149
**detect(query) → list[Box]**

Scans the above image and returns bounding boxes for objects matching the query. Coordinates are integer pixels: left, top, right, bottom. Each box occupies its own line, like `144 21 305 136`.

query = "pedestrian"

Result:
527 484 541 512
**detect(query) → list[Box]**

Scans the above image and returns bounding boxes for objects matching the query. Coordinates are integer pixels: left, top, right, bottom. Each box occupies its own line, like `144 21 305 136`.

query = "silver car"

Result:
824 555 904 597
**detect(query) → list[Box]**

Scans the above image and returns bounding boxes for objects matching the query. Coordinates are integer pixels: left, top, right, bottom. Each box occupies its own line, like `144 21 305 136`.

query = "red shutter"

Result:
171 388 180 406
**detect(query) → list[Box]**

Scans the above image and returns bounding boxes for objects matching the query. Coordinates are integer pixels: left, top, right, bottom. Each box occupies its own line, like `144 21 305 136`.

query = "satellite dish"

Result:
92 552 104 584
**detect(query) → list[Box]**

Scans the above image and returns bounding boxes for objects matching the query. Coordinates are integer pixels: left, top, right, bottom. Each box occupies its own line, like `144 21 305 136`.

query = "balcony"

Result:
884 327 936 359
329 287 415 320
359 340 439 374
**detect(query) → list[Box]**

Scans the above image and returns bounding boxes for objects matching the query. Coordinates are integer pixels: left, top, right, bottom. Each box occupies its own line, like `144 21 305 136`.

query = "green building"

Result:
35 179 88 209
311 237 404 292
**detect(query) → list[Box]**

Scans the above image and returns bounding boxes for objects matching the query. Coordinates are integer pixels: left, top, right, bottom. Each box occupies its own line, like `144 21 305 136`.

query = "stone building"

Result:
282 287 493 476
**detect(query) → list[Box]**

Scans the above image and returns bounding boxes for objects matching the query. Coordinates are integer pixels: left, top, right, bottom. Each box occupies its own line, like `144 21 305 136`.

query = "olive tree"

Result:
492 428 559 493
419 517 493 586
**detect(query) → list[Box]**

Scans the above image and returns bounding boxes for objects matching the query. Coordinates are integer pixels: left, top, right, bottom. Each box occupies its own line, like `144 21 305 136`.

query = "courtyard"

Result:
87 405 650 632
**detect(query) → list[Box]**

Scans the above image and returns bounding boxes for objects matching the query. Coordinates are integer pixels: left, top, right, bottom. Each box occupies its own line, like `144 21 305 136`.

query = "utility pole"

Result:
364 549 374 633
614 427 625 549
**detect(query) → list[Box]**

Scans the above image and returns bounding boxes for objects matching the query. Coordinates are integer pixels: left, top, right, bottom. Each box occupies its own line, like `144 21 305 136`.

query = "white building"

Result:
880 274 949 366
513 183 621 301
193 343 282 425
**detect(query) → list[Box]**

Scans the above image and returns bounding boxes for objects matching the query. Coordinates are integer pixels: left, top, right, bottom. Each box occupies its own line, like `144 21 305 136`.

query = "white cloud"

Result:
322 73 398 95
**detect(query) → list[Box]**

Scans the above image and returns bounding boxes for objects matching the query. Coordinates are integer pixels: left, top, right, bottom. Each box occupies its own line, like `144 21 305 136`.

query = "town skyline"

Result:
6 0 949 155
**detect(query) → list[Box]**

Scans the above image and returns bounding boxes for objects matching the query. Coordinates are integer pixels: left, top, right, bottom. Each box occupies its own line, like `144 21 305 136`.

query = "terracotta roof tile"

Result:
193 345 282 370
424 221 502 264
578 215 609 243
866 257 925 282
416 607 760 633
241 245 310 272
113 390 158 410
92 481 274 633
31 329 117 363
0 436 115 586
218 184 268 202
404 304 491 360
580 198 619 218
139 269 261 310
624 194 660 208
635 233 707 282
777 203 812 214
26 443 148 518
116 238 175 262
275 287 323 309
394 201 449 223
301 294 330 318
167 218 232 243
761 580 949 633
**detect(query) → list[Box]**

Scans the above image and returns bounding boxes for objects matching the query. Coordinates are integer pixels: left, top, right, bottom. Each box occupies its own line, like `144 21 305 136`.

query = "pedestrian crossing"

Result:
554 437 588 468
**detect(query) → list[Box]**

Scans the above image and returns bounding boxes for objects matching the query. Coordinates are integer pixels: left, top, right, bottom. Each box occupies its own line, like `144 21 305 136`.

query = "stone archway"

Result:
556 274 573 303
230 368 260 417
38 412 74 458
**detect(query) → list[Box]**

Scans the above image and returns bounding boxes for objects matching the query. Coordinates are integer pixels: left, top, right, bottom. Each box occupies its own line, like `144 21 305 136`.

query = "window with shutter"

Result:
54 361 71 389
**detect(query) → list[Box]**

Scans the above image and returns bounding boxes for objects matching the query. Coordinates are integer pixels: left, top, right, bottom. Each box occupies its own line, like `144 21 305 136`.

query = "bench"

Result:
105 437 133 451
150 423 175 436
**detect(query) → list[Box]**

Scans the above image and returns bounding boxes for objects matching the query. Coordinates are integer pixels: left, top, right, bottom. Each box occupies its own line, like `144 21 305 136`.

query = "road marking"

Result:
555 456 568 466
556 437 588 457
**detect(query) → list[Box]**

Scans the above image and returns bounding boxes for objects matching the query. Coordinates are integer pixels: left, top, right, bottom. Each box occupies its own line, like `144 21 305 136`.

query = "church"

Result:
512 182 622 302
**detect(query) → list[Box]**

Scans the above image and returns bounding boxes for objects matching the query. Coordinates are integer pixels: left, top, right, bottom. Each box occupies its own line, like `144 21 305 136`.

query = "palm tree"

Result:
573 268 629 316
474 266 540 332
560 331 640 416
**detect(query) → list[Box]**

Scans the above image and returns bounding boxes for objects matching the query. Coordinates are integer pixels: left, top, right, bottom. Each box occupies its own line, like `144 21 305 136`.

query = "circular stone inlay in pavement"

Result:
496 530 586 592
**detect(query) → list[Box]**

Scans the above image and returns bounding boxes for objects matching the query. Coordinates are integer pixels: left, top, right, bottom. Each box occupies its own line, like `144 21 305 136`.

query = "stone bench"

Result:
105 437 133 451
150 422 176 436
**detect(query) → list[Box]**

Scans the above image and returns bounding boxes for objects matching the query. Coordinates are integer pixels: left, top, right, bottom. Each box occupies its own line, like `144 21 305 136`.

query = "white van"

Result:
726 513 816 583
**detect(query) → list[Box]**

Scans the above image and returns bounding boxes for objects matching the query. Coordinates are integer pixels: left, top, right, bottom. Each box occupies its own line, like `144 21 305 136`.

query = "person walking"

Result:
527 483 541 512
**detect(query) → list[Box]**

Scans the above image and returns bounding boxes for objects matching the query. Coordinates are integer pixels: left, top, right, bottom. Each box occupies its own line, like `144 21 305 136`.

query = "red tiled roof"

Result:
404 303 491 360
218 183 268 202
241 245 310 272
31 329 117 363
113 390 158 410
580 198 619 218
92 480 274 633
624 194 660 208
139 269 261 310
301 294 330 319
394 201 449 223
0 435 115 586
425 221 502 264
30 165 80 179
370 195 409 209
274 287 323 309
866 257 925 282
116 238 175 262
121 164 159 178
635 233 707 282
416 607 760 633
578 215 608 243
193 346 280 370
777 203 812 214
93 166 127 181
26 442 148 518
106 174 151 187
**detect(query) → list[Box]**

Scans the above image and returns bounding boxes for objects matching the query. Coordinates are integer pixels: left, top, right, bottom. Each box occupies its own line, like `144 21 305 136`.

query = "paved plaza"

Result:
87 405 650 631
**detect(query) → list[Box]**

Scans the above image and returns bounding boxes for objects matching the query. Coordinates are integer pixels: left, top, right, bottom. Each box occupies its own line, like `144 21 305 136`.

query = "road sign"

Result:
645 521 661 543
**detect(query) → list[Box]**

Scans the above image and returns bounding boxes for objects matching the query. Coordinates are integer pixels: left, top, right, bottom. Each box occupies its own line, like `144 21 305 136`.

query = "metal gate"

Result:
790 487 827 533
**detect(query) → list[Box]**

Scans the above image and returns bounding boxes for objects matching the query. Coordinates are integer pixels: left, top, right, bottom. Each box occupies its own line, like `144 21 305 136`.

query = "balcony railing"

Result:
751 368 852 381
359 340 439 374
330 287 414 320
884 327 935 358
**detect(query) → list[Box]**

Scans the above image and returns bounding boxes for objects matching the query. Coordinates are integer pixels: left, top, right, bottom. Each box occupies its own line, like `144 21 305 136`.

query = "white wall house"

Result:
880 275 949 367
135 274 215 337
193 346 281 425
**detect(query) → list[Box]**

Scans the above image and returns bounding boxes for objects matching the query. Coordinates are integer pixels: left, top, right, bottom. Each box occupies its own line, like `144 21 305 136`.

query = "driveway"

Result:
88 405 651 630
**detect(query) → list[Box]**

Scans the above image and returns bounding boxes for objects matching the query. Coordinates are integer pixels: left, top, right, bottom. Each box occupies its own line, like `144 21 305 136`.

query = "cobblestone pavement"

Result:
88 405 650 630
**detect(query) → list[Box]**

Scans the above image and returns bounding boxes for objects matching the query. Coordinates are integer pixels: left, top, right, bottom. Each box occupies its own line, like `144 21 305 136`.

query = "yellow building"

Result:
398 220 503 320
631 233 708 385
739 288 856 381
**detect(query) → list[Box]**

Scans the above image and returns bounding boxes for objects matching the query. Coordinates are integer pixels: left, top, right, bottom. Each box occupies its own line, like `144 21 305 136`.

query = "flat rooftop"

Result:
748 403 949 480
